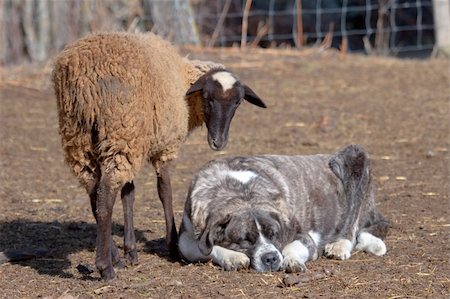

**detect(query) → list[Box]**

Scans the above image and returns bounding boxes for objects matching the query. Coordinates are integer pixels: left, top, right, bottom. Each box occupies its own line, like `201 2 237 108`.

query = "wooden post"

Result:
296 0 303 48
432 0 450 57
374 0 390 55
0 0 5 65
37 0 50 61
241 0 252 50
146 0 199 45
208 0 231 48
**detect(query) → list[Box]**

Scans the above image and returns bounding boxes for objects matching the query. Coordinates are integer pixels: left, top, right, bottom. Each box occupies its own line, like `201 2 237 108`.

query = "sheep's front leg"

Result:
95 175 119 280
121 181 138 264
156 162 179 258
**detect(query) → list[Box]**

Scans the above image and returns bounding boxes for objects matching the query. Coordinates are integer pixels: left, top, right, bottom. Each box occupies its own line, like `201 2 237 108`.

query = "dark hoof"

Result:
169 245 180 261
125 250 138 265
100 267 116 281
76 263 95 275
111 241 121 266
113 259 125 269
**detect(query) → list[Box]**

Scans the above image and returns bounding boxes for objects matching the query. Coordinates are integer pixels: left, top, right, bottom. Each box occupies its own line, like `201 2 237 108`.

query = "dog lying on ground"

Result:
178 144 389 272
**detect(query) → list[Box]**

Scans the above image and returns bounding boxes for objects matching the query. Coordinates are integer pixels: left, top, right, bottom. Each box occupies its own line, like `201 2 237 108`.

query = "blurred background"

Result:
1 1 449 297
1 0 449 66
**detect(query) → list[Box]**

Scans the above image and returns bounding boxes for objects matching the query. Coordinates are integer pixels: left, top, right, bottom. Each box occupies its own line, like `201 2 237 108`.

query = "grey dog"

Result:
178 144 389 272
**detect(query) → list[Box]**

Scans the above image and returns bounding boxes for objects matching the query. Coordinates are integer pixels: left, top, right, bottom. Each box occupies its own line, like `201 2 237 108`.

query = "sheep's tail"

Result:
52 57 100 184
52 59 99 131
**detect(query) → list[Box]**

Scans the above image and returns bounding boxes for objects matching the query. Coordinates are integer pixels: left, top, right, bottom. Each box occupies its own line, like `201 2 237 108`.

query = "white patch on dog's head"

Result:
251 218 283 272
212 71 237 92
190 165 259 233
222 170 257 184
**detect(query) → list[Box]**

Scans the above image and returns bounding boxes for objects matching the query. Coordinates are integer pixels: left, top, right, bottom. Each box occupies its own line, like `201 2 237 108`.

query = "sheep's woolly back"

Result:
52 32 213 187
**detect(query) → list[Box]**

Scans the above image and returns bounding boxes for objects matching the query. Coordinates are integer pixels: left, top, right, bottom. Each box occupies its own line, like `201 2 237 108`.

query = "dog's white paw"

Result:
367 241 386 256
355 232 387 256
281 240 309 273
211 246 250 271
220 252 250 271
282 256 307 273
324 239 353 260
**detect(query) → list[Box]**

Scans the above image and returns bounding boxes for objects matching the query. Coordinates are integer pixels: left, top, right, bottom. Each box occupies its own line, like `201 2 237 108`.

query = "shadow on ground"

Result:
0 220 173 278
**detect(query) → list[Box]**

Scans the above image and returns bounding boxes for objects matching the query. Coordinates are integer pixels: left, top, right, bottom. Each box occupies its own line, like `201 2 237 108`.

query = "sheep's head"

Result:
186 69 266 151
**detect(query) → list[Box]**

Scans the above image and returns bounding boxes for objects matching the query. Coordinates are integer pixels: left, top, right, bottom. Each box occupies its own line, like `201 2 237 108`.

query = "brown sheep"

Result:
52 32 266 280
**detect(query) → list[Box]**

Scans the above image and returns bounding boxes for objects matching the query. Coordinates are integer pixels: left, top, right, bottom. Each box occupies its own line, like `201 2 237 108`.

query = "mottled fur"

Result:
179 145 388 272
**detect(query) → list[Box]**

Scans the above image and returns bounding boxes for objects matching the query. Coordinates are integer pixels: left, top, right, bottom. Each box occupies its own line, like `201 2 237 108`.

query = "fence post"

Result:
432 0 450 57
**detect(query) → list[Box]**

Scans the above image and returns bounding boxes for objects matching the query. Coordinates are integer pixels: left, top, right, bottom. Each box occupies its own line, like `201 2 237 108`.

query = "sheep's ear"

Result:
243 85 267 108
186 78 205 95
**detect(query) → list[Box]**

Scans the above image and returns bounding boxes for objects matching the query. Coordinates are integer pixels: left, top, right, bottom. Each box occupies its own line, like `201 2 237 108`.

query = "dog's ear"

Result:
198 214 231 256
198 227 214 256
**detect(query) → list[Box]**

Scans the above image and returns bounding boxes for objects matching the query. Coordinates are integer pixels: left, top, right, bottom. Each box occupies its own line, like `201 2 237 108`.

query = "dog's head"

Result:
197 206 296 272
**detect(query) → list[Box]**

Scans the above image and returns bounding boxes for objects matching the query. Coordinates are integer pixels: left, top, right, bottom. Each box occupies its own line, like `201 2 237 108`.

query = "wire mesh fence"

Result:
0 0 441 65
193 0 436 56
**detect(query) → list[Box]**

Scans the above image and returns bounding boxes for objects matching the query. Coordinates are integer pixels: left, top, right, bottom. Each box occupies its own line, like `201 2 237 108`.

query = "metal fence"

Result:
195 0 436 56
0 0 440 65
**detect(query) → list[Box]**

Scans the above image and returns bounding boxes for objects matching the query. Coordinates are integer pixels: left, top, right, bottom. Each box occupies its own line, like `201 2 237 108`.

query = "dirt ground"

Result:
0 47 449 299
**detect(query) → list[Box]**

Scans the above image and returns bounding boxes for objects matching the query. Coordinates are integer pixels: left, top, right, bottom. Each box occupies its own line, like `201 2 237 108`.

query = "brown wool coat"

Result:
52 32 222 190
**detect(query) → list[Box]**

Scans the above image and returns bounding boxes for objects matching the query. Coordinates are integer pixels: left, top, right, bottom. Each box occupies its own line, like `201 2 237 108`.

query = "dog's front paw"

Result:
281 240 310 273
282 256 307 273
223 252 250 271
324 239 353 260
211 246 250 271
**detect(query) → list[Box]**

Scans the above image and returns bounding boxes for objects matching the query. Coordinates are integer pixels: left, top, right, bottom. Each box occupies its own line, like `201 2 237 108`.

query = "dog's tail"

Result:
329 144 371 199
328 144 372 239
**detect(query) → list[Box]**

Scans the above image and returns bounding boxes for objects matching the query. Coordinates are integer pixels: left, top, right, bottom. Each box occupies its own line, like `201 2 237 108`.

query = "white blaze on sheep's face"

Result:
223 170 257 183
212 71 237 92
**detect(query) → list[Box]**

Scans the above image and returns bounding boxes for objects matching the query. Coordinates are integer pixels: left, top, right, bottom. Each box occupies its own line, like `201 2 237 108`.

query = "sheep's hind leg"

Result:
121 181 138 264
90 191 122 269
84 168 122 273
92 174 120 280
156 162 179 259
